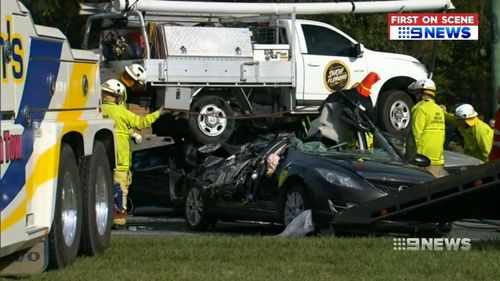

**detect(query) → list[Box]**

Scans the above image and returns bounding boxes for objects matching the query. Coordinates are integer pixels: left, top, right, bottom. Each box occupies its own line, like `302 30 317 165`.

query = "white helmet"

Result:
124 64 147 84
455 104 478 119
408 78 436 94
102 79 126 97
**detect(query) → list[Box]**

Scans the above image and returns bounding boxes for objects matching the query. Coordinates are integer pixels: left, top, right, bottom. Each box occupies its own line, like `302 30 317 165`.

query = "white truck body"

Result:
1 0 115 275
83 0 454 143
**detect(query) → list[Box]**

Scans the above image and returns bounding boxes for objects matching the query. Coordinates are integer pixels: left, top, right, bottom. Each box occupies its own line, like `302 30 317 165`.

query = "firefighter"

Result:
120 63 147 93
119 63 148 144
101 79 165 229
447 104 493 163
490 86 500 161
408 78 447 178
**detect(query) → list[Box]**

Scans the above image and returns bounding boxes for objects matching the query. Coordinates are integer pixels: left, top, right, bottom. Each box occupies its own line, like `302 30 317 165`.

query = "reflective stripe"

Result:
494 141 500 147
494 128 500 136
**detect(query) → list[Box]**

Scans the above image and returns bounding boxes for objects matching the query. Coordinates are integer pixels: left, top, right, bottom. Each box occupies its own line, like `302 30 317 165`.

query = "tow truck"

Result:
1 0 116 275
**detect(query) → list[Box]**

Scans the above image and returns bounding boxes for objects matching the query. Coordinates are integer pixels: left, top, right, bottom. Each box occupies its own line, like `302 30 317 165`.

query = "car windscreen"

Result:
292 131 402 163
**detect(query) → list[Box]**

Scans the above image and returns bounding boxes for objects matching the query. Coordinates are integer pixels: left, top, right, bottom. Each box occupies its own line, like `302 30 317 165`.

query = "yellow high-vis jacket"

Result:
445 113 493 162
411 99 445 165
103 102 161 171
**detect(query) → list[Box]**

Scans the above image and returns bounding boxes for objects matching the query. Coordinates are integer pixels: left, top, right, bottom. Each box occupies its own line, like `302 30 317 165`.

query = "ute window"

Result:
302 24 353 57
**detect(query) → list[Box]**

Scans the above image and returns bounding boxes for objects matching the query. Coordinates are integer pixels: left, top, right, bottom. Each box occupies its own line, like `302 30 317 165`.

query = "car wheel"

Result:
188 95 235 144
282 184 311 227
377 90 414 136
80 141 113 256
184 185 214 231
49 143 83 269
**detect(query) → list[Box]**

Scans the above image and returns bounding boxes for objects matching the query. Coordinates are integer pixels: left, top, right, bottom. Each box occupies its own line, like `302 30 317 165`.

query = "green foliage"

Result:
19 0 85 47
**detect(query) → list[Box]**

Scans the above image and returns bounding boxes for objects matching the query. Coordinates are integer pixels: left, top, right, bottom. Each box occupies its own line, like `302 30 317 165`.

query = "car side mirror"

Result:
411 154 431 167
353 43 363 58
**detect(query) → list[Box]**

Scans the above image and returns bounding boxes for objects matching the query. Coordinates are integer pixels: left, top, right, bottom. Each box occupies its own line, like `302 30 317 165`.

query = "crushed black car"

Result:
133 93 478 235
176 129 442 232
172 93 481 234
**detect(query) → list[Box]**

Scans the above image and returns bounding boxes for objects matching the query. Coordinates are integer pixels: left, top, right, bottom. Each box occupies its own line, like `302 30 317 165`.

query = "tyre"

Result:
48 143 83 269
80 141 113 256
377 90 414 136
184 185 214 231
282 184 311 227
188 95 235 144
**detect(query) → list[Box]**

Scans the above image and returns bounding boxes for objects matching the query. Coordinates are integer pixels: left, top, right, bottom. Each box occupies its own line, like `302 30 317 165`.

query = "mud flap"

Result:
0 238 49 276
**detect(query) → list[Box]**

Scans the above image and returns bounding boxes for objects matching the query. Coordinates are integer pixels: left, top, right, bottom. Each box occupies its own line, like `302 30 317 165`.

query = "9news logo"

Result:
388 13 479 40
393 237 472 251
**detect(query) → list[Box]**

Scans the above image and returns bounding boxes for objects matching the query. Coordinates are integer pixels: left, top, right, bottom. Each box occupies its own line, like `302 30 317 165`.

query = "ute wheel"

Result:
188 95 235 144
377 90 414 136
184 185 214 231
80 141 113 256
49 143 83 269
282 184 311 227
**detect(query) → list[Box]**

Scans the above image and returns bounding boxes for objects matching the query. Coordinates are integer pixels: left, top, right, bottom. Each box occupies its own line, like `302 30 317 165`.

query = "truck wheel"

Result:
188 95 235 144
49 143 83 269
184 185 214 231
377 90 414 135
80 141 113 256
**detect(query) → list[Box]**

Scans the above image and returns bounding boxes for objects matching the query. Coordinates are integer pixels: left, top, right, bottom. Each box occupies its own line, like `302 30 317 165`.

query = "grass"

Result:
7 236 500 281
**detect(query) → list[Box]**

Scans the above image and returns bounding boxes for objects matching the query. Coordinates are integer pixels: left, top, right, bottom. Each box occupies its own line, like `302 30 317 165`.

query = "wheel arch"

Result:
378 76 417 106
94 129 116 170
192 87 247 113
61 132 84 161
279 175 313 209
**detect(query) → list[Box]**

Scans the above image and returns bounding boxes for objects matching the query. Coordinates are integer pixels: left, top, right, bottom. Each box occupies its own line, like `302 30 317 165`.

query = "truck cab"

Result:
1 0 115 275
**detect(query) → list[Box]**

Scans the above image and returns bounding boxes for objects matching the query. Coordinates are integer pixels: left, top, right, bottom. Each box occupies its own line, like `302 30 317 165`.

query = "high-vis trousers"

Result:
113 170 132 226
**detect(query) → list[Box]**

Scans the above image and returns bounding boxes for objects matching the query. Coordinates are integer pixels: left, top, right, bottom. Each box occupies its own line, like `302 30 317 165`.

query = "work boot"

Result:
113 206 127 219
112 223 127 230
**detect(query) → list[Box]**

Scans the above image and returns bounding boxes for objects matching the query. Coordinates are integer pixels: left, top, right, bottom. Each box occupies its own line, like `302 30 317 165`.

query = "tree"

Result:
20 0 84 47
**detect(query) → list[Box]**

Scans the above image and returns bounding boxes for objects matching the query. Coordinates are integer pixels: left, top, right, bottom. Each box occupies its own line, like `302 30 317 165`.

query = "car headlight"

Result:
315 168 357 188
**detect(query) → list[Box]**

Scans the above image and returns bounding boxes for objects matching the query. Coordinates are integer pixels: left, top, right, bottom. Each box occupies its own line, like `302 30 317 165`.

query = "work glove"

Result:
131 132 143 144
157 108 169 116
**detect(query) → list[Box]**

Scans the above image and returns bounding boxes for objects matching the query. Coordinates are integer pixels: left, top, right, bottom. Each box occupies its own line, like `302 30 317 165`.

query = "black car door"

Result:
251 138 291 202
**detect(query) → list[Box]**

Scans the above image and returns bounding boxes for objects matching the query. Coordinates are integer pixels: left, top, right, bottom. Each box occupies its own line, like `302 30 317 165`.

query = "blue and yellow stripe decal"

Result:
1 40 98 232
0 38 62 212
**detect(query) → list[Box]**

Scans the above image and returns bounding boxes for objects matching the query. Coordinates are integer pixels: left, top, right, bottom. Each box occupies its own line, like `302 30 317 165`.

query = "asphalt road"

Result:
113 207 500 240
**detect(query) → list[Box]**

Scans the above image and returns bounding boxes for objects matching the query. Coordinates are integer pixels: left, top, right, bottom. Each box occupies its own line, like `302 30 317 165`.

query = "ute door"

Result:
300 23 368 102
